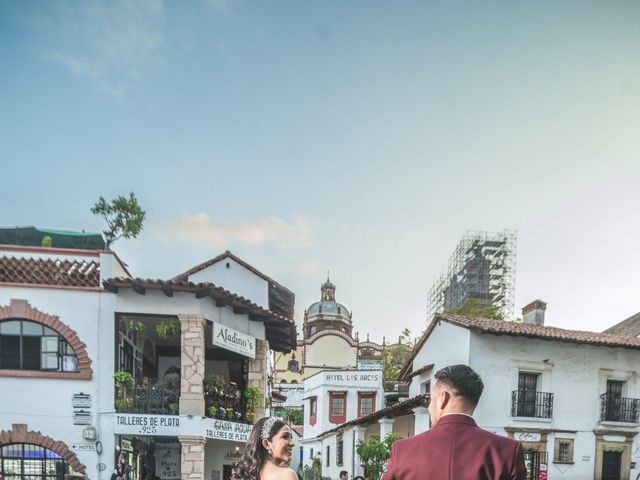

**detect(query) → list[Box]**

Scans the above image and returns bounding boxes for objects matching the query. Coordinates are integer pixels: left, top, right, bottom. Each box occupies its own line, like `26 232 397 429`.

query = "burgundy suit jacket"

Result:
381 414 527 480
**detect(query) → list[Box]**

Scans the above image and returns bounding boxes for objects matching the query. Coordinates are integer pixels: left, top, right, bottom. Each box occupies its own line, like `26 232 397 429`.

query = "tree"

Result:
91 192 146 249
356 432 401 480
382 328 420 381
446 298 503 320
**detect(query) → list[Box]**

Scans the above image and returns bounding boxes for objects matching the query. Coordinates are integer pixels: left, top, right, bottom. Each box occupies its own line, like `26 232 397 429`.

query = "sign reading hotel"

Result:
324 371 381 384
213 322 256 358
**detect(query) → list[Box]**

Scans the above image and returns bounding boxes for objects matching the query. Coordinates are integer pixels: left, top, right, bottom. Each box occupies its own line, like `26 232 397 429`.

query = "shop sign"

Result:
114 414 180 436
205 418 251 443
224 450 242 460
537 463 547 480
71 443 96 452
121 439 133 452
155 443 180 480
515 432 541 442
324 371 381 385
72 393 92 426
213 322 256 359
357 361 383 371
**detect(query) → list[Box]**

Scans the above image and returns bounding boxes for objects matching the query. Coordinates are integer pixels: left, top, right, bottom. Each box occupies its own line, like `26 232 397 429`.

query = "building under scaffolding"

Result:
427 230 517 321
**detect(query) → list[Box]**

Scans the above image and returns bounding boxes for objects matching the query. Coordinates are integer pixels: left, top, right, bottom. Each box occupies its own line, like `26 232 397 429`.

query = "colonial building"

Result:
273 278 388 389
0 233 295 480
399 310 640 480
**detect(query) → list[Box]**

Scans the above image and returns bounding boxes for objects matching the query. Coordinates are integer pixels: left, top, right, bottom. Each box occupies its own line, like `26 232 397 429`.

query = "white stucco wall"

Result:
407 319 640 480
188 257 269 310
0 284 117 480
305 335 357 369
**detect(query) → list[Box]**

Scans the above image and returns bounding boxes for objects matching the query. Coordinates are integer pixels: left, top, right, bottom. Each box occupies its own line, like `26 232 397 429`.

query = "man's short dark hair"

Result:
339 471 348 478
434 364 484 407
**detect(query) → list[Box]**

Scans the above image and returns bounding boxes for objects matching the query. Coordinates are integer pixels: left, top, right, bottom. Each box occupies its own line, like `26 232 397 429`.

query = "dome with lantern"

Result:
303 277 353 338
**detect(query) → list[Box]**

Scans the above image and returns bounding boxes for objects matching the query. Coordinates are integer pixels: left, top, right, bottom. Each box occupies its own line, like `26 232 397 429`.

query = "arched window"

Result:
0 319 78 372
0 443 74 478
287 359 299 373
280 379 288 384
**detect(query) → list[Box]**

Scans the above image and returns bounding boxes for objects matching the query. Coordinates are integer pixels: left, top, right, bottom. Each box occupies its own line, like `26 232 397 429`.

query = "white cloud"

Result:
45 0 165 96
156 213 312 249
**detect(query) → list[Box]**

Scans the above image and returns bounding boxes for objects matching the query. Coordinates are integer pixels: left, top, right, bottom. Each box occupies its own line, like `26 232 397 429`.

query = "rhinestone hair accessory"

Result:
260 416 282 440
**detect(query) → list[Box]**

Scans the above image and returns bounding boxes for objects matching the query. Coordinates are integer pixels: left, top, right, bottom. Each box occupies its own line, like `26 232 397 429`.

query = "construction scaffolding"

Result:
426 230 517 322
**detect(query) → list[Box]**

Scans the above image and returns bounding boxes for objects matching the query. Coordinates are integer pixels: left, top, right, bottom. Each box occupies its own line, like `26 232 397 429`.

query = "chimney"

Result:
522 300 547 325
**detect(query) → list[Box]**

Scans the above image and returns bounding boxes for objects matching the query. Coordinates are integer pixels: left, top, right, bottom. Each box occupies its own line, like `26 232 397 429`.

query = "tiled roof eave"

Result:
102 277 296 352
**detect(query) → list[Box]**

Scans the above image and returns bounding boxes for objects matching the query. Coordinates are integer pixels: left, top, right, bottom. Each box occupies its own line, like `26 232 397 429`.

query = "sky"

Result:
1 1 640 342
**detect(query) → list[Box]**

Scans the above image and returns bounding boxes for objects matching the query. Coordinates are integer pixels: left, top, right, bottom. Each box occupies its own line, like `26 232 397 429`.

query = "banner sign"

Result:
114 414 180 436
213 322 256 358
155 443 180 480
204 418 252 443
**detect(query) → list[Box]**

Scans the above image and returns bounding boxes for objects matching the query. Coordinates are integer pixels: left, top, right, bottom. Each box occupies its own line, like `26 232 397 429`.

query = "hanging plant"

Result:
121 317 146 334
156 319 181 339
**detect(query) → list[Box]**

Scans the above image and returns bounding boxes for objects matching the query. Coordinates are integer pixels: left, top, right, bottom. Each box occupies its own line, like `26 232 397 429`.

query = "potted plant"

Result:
156 318 181 340
114 371 134 411
225 407 234 421
208 406 218 418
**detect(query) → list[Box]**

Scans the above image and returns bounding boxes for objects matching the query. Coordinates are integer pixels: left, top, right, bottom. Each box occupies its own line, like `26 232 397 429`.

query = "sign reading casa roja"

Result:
213 322 256 359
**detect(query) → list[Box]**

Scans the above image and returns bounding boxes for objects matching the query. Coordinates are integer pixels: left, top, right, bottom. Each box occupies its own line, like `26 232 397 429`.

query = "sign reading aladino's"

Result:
213 322 256 358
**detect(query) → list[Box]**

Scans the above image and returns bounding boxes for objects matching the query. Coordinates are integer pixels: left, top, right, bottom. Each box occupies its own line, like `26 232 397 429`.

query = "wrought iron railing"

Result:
511 390 553 418
600 393 640 423
115 376 180 415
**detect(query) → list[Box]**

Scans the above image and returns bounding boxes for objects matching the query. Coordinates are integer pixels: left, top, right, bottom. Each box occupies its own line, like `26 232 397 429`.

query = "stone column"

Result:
178 314 206 416
412 406 430 434
179 435 206 480
378 417 395 439
248 338 269 418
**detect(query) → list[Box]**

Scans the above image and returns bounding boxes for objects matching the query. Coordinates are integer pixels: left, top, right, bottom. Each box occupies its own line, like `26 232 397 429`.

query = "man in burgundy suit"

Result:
382 364 527 480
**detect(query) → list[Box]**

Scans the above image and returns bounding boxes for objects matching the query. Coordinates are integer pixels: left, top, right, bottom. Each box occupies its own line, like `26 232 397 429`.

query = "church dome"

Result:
304 276 353 336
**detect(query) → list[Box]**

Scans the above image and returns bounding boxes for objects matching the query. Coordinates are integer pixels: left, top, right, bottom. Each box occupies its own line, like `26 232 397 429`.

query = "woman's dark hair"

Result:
234 417 286 480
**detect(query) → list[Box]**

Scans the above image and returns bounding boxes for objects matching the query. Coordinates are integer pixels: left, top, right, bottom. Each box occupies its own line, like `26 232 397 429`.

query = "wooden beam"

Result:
161 284 173 297
195 287 211 299
233 306 252 315
131 281 146 295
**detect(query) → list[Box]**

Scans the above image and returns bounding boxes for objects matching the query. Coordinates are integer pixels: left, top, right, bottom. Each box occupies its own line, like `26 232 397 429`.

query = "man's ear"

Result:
438 388 451 410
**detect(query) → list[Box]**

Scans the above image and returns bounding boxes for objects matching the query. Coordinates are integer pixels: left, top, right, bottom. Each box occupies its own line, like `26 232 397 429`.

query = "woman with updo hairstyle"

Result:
233 417 297 480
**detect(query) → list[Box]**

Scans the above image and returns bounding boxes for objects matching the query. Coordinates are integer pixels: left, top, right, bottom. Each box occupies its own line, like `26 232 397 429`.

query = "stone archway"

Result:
0 423 88 474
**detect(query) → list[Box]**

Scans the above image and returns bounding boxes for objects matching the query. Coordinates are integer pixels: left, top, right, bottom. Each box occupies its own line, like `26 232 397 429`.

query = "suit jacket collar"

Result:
434 413 478 428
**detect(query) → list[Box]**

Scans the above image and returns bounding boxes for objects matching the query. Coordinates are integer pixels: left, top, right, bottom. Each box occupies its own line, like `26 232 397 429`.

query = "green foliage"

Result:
122 318 146 334
356 433 402 480
302 457 322 480
114 371 134 407
244 385 262 411
91 192 146 249
275 408 303 425
446 298 503 320
382 328 419 381
156 318 181 339
204 374 226 395
41 235 53 247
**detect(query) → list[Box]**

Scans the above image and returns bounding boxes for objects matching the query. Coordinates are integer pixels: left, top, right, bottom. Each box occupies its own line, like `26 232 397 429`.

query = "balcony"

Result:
114 374 180 415
600 393 640 423
511 390 553 419
204 374 254 424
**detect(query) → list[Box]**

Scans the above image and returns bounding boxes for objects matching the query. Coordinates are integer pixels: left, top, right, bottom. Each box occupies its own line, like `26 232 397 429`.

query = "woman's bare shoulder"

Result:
261 466 298 480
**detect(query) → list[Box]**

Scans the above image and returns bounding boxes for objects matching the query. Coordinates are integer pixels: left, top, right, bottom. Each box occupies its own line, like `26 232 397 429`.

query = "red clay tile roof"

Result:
399 313 640 381
0 256 100 288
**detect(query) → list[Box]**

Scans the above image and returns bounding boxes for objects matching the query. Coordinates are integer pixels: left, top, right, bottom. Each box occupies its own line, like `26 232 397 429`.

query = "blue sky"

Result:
2 1 640 340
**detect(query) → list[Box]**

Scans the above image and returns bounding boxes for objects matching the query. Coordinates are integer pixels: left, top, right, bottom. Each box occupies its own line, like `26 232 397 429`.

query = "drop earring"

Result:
267 448 273 455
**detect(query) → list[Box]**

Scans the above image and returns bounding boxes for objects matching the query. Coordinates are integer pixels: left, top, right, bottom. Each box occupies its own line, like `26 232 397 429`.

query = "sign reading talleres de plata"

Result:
213 322 255 358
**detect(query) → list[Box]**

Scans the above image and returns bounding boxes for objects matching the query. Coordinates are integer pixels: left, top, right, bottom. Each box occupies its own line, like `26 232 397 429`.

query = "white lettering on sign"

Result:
204 419 252 443
114 414 180 436
213 322 256 359
516 432 541 442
